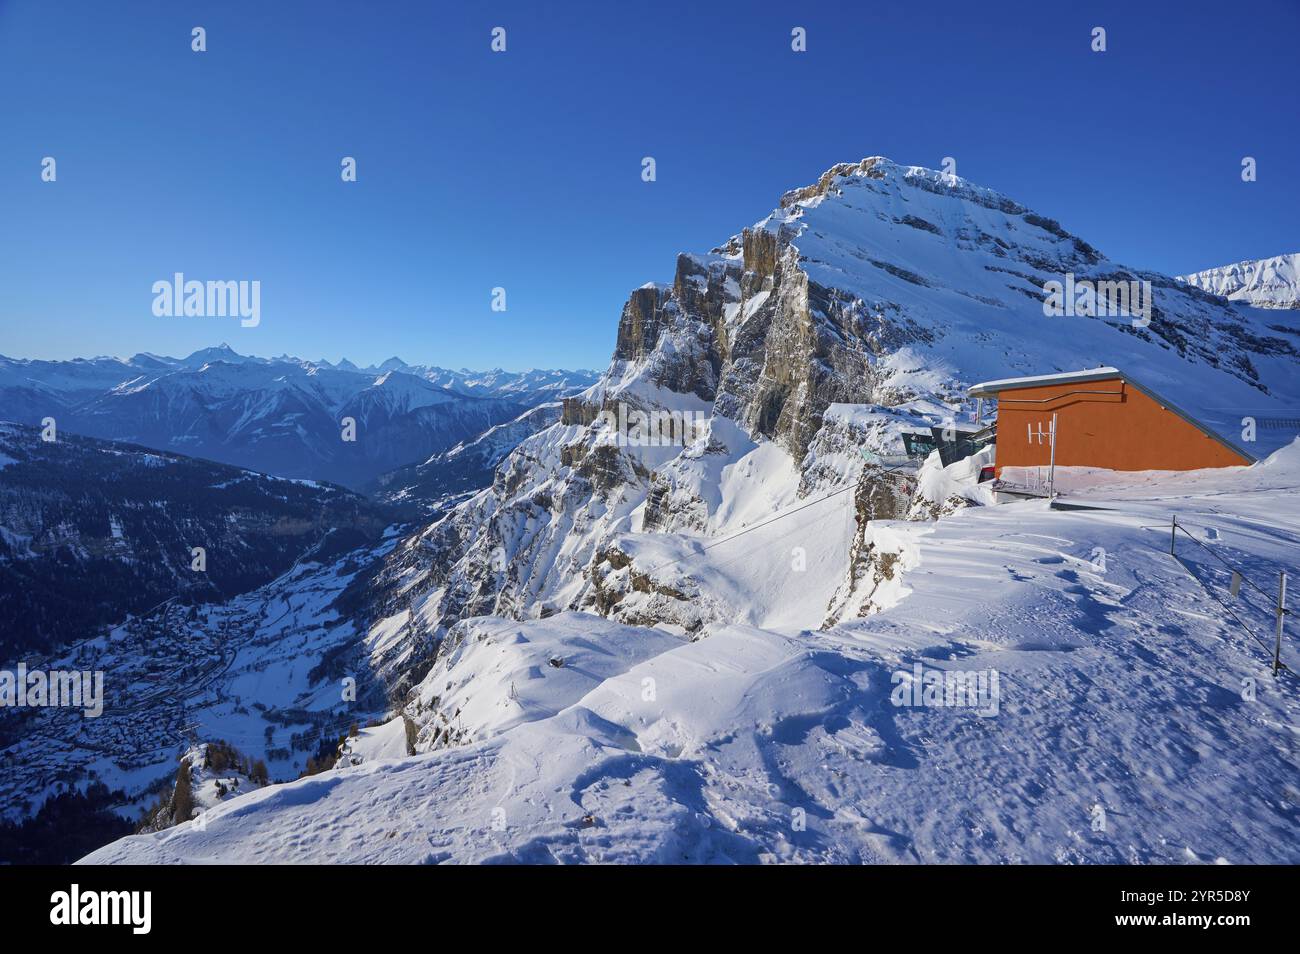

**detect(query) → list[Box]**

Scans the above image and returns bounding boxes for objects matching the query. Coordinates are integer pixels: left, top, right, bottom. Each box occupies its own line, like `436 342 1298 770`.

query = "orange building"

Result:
969 367 1254 475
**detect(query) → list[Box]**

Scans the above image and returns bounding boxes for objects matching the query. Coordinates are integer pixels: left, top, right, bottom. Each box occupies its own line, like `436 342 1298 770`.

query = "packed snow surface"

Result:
83 444 1300 864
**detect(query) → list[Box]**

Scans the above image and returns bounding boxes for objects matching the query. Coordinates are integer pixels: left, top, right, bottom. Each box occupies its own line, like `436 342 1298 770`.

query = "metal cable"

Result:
642 461 917 576
1173 521 1277 603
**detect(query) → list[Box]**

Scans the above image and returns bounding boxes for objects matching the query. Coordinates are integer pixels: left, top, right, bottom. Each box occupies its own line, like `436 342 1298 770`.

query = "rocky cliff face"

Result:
360 157 1300 654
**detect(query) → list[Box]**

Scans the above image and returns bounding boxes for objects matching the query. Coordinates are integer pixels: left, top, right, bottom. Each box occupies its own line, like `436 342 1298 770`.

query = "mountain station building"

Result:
968 367 1255 476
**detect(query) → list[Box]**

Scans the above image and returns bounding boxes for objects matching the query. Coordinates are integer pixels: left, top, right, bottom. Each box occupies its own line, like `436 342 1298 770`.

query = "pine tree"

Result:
172 758 194 825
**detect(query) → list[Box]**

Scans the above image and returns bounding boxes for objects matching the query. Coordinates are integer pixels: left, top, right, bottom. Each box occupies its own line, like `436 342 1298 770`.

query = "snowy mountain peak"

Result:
1179 252 1300 309
182 343 249 367
775 156 1014 219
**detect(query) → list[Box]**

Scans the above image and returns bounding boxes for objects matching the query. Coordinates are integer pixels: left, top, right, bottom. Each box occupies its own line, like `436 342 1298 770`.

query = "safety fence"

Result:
1169 515 1290 676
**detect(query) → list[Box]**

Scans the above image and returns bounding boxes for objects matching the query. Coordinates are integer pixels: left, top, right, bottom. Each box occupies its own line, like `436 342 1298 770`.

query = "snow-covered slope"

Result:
1181 253 1300 309
334 717 413 769
83 444 1300 864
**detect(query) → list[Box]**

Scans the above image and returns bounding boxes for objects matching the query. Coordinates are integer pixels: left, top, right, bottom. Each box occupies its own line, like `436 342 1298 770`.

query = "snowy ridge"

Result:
372 402 565 509
1180 253 1300 309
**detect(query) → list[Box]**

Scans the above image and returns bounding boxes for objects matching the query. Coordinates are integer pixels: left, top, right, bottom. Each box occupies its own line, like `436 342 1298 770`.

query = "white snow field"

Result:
334 718 412 769
82 444 1300 864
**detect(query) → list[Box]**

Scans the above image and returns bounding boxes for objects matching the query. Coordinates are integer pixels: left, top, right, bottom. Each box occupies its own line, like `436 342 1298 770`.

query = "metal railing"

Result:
1170 515 1290 676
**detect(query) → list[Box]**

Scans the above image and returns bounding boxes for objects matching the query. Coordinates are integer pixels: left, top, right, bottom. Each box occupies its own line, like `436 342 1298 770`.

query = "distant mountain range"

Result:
0 347 598 489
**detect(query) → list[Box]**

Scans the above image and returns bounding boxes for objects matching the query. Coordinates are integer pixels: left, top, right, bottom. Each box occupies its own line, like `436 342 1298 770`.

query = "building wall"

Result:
993 378 1249 473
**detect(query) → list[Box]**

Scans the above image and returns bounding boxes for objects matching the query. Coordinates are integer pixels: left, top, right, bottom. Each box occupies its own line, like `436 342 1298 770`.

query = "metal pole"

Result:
1046 412 1058 499
1170 515 1177 556
1275 571 1288 676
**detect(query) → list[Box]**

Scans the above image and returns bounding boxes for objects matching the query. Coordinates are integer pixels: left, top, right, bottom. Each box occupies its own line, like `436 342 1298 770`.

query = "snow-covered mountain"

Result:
0 348 598 489
370 157 1300 644
19 157 1300 865
417 367 604 402
1180 252 1300 309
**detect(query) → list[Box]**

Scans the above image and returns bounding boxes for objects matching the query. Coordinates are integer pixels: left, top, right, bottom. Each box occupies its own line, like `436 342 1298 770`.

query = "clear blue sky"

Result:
1 0 1296 370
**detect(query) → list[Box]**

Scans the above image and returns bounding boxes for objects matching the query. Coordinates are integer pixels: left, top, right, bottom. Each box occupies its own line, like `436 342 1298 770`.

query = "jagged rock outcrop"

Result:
822 447 998 625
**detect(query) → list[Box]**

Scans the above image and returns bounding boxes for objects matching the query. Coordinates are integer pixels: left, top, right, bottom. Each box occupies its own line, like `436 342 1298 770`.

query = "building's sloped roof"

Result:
968 367 1258 463
968 367 1120 395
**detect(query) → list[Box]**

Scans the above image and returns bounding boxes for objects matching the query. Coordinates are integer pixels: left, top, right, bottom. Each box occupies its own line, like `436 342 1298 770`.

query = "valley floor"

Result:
82 453 1300 864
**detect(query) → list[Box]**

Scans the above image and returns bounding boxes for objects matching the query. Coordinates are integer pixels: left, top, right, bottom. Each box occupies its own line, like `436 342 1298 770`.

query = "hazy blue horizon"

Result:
0 339 602 374
2 0 1296 370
